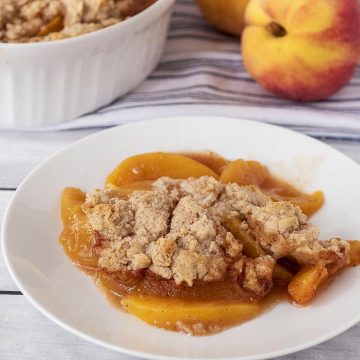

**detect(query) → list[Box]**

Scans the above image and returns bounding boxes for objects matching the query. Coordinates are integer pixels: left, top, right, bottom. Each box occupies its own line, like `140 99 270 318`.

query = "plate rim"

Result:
2 115 360 360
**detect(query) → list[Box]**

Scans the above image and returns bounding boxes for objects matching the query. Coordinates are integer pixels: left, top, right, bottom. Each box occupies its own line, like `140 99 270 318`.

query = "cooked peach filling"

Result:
60 152 360 335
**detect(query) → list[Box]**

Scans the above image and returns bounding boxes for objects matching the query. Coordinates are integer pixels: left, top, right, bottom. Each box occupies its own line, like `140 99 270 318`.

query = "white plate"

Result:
3 116 360 360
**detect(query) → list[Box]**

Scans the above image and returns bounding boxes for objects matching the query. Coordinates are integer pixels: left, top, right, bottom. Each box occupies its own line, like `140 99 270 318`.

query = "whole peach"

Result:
242 0 360 101
197 0 250 36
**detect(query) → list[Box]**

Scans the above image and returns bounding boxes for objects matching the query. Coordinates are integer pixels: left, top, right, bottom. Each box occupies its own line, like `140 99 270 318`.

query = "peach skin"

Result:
242 0 360 101
197 0 250 36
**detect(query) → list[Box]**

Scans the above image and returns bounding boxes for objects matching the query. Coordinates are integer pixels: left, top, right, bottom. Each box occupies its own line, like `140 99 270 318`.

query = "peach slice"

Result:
349 241 360 267
220 159 324 217
123 295 263 335
106 152 219 186
220 159 268 186
288 264 328 305
106 180 154 197
264 187 324 218
181 151 230 175
37 15 64 37
60 187 98 269
284 191 324 218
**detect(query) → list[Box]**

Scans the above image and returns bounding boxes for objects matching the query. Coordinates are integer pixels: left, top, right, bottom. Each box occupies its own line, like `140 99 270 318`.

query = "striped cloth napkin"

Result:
54 0 360 141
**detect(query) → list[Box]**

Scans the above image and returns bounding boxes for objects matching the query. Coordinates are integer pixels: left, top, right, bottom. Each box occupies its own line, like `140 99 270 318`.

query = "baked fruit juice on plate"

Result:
60 151 360 335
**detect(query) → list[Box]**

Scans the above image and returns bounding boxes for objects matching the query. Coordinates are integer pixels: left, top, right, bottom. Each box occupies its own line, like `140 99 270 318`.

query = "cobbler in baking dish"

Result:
0 0 156 42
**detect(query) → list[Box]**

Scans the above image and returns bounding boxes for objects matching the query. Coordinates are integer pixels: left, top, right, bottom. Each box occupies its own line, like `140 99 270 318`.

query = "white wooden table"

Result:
1 129 360 359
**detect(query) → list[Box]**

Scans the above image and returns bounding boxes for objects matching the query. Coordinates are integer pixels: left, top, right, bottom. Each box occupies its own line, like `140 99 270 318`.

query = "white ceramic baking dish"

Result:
0 0 175 129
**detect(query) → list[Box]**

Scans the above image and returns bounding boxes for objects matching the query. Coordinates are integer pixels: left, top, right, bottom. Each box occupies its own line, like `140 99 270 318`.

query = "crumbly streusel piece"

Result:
81 176 349 295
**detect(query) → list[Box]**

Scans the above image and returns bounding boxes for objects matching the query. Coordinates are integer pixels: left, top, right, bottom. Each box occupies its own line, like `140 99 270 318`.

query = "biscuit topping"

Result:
82 176 349 293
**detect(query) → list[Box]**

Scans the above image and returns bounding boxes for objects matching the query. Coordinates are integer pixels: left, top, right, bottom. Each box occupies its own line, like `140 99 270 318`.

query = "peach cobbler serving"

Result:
60 152 360 335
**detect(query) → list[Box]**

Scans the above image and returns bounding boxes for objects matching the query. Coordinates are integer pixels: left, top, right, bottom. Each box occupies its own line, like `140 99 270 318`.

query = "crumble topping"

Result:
238 256 274 295
0 0 155 43
219 183 349 267
82 176 349 294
